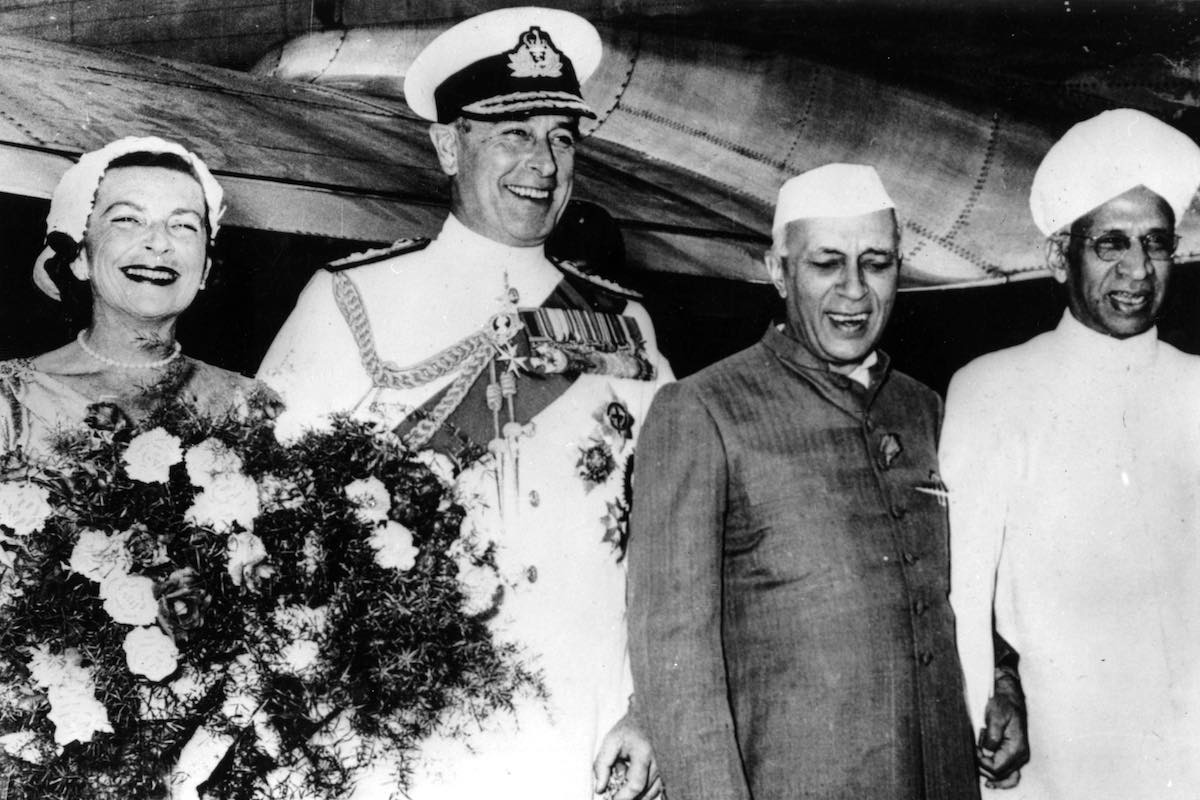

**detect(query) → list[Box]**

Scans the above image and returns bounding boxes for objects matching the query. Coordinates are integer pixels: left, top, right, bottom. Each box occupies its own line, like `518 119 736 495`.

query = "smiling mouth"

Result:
1107 290 1151 314
121 266 179 286
506 184 552 201
826 311 871 333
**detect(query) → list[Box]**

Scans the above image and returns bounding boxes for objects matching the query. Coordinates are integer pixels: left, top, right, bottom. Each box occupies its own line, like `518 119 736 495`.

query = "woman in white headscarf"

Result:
0 137 272 455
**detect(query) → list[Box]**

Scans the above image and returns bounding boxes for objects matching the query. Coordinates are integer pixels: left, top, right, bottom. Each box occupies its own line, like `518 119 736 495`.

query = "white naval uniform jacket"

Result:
258 214 674 799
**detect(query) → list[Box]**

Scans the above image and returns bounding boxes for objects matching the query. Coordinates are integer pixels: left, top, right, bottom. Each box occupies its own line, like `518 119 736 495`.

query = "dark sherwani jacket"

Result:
628 326 978 800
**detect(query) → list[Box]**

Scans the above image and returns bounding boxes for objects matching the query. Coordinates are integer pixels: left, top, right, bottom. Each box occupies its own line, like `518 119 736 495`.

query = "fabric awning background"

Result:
6 28 1179 290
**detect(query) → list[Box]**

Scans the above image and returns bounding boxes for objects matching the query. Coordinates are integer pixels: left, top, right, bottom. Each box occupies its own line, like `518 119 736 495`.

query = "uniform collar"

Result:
428 214 563 306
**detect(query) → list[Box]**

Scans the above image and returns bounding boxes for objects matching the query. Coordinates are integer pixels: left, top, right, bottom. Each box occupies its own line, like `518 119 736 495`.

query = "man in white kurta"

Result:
258 8 671 800
941 108 1200 799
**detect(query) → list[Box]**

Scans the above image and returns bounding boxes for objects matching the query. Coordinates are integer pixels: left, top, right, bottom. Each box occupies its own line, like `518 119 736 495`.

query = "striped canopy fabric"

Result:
3 28 1198 289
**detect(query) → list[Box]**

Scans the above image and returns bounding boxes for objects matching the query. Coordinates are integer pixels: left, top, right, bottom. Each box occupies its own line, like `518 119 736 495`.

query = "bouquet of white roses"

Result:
0 396 535 799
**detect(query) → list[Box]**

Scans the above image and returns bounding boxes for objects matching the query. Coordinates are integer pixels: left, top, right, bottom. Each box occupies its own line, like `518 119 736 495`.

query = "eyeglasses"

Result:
1065 232 1180 263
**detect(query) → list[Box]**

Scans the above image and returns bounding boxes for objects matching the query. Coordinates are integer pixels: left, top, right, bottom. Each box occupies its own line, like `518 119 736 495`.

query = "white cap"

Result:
34 136 224 300
404 6 601 123
773 163 895 239
1030 108 1200 236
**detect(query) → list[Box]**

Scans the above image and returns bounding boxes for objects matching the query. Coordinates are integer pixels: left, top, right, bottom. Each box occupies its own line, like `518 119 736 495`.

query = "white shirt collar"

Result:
844 350 879 388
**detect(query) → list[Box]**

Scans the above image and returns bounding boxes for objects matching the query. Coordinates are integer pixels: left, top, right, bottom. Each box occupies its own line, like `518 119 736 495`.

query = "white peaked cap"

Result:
403 6 602 123
34 136 224 299
773 163 895 238
1030 108 1200 236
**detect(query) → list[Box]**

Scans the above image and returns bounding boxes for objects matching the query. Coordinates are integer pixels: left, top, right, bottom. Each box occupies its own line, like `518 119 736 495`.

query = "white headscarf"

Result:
1030 108 1200 236
34 136 225 300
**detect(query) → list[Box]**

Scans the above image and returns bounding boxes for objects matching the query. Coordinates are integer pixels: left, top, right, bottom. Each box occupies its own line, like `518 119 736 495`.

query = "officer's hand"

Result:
592 712 664 800
978 668 1029 789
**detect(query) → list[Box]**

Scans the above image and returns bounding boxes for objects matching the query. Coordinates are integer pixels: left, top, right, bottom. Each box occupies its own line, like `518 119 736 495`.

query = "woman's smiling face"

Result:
74 165 210 324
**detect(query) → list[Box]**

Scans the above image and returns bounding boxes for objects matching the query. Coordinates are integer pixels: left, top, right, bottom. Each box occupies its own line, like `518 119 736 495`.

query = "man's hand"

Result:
592 712 664 800
978 667 1029 789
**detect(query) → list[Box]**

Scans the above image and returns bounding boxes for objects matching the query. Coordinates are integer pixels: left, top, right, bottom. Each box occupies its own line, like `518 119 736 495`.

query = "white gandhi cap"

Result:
773 163 895 241
1030 108 1200 236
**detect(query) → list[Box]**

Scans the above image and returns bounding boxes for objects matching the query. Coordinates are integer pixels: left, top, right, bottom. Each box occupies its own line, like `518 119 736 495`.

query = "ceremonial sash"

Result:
332 272 653 464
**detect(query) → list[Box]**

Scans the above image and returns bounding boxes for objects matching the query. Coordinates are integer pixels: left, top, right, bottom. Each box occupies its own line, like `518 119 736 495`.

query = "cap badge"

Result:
508 26 564 78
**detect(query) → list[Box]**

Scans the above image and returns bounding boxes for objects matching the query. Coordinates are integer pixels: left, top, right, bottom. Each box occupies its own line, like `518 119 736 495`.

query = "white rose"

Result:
457 561 503 616
186 473 260 532
46 682 113 745
123 626 179 682
68 528 133 582
369 521 419 572
184 438 244 490
25 645 91 690
279 639 321 676
414 449 457 486
100 574 157 626
344 476 390 524
122 428 183 484
0 481 52 537
226 531 270 589
0 730 47 764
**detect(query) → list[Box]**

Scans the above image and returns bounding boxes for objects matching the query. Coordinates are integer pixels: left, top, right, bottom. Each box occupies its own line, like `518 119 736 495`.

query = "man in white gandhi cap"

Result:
941 108 1200 798
628 163 984 799
258 6 671 800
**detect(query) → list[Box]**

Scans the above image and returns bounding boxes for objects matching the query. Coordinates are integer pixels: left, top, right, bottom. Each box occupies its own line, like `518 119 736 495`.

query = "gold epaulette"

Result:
552 258 644 300
325 237 431 272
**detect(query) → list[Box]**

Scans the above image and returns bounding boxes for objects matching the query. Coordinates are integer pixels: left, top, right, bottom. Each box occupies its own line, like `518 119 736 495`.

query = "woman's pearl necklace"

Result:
76 330 182 370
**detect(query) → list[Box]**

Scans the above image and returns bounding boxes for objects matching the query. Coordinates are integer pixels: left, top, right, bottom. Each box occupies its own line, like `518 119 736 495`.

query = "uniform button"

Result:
891 503 907 519
919 651 934 666
913 599 928 616
902 551 918 565
865 416 876 432
528 490 540 507
526 566 538 583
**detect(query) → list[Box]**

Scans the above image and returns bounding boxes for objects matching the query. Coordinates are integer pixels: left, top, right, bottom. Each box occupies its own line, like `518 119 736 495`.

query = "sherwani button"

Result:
891 503 907 519
528 490 540 507
902 551 918 565
919 651 934 666
913 599 928 616
526 566 538 583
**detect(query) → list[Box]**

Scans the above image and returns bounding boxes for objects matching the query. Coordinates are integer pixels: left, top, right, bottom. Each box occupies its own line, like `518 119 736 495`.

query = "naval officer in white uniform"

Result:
259 7 671 799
